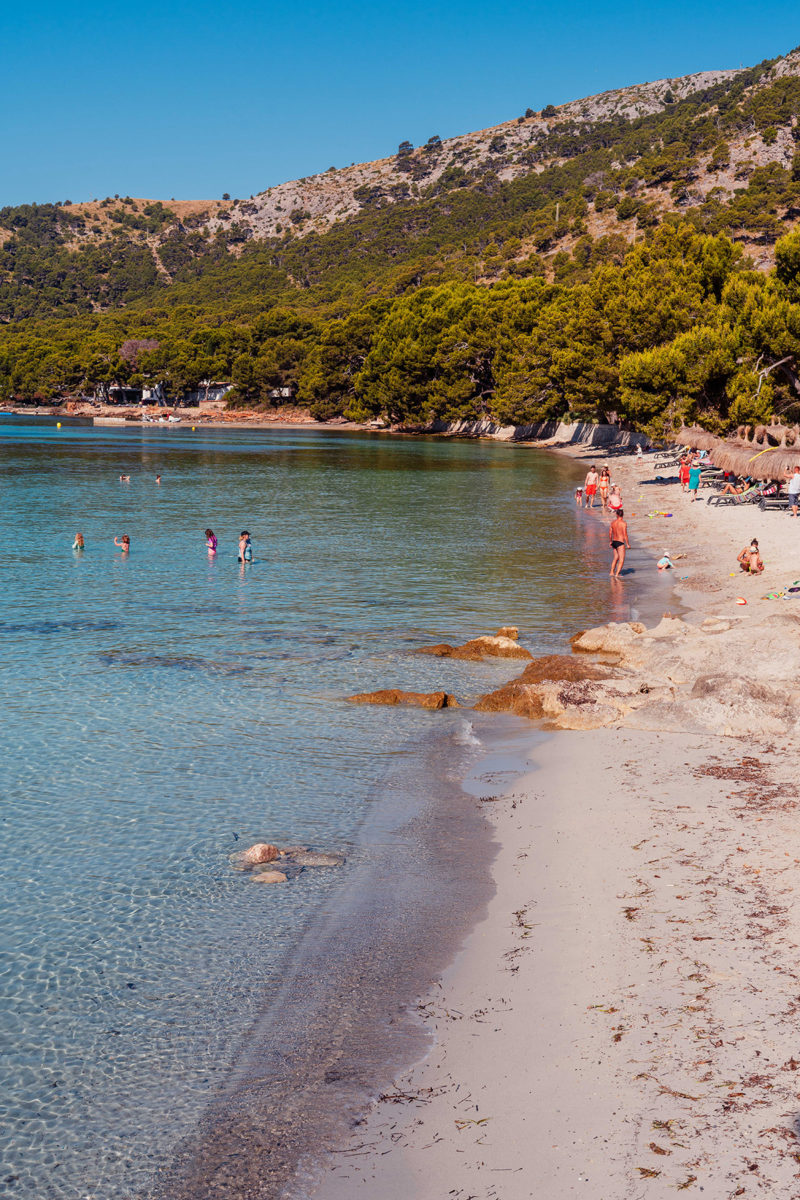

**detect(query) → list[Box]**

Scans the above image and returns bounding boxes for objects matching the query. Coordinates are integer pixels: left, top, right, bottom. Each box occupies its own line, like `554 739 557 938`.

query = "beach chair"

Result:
706 485 760 506
759 493 792 511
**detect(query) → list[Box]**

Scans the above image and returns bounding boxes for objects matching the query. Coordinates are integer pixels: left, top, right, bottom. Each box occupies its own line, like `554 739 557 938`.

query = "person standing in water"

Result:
584 465 599 509
609 510 630 577
72 533 85 551
114 535 130 554
238 531 252 563
205 528 217 554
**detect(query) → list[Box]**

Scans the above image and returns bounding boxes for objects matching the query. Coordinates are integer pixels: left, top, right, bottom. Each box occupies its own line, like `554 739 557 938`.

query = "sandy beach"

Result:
302 450 800 1199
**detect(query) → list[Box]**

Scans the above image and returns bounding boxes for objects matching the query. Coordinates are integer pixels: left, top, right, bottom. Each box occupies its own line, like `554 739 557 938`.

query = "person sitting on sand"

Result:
657 550 674 570
114 535 130 554
737 540 763 575
609 510 630 577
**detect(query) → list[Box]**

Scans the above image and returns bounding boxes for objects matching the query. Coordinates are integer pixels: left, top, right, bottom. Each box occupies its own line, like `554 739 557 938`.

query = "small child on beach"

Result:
657 550 674 570
574 487 583 507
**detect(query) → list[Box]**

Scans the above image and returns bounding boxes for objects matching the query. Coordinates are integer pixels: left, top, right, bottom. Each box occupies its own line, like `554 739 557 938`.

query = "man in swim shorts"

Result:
584 466 599 509
609 510 630 577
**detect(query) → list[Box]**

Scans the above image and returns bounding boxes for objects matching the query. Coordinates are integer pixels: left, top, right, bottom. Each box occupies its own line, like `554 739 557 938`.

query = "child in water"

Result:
114 535 130 553
205 528 217 554
574 486 583 507
72 533 85 550
238 531 252 562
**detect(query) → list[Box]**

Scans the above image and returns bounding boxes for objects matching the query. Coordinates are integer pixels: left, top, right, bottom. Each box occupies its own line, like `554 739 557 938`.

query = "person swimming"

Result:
72 533 85 551
205 528 217 554
114 534 130 553
238 530 252 562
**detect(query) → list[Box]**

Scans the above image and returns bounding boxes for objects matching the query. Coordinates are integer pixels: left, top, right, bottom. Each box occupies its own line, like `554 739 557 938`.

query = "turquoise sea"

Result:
0 424 669 1198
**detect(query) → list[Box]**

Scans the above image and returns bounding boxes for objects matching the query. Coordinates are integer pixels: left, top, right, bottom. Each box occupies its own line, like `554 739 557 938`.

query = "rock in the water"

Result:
416 635 531 661
241 842 280 865
495 626 519 640
346 689 459 709
278 845 310 856
287 851 345 867
250 869 288 884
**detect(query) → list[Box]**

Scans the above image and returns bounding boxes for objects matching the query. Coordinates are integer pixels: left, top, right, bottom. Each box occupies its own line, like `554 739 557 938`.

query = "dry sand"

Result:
300 452 800 1199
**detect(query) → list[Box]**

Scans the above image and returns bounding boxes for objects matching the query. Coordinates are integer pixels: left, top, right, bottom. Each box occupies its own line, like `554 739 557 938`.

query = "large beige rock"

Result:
346 689 459 709
570 621 646 660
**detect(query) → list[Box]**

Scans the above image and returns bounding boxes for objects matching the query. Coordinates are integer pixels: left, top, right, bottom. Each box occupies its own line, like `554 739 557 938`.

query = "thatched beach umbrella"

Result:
678 425 800 479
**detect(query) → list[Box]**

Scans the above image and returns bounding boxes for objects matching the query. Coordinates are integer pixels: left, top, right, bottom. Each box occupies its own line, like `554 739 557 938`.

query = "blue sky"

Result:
1 1 798 206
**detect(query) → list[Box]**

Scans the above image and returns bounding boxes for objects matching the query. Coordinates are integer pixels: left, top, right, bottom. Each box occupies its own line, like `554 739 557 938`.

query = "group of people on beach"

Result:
576 464 630 577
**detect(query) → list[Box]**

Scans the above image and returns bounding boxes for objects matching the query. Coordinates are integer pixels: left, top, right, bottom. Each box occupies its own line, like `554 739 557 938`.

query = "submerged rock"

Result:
250 869 288 884
287 851 345 867
346 689 459 709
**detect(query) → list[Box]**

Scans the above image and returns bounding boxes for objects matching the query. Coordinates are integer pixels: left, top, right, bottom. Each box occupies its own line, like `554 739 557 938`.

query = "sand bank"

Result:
304 455 800 1198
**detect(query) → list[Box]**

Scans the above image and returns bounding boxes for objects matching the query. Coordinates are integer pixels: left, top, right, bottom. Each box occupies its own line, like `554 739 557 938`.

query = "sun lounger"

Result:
706 487 760 506
759 494 791 511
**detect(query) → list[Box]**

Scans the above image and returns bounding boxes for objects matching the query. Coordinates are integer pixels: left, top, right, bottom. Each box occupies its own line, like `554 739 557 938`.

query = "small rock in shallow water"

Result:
242 842 280 865
346 689 459 709
287 851 345 867
250 870 288 884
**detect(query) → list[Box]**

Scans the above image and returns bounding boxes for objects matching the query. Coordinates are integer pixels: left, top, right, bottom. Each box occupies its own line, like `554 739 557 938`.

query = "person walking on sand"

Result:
679 455 691 492
598 466 611 509
688 460 702 501
785 465 800 517
609 510 630 577
608 484 623 512
584 465 599 509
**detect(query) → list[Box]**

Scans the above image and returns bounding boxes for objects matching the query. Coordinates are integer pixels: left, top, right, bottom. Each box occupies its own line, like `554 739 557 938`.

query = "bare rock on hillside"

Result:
417 635 532 661
346 689 459 709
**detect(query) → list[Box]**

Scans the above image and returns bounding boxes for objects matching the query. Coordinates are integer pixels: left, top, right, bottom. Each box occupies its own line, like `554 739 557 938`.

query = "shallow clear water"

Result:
0 424 668 1198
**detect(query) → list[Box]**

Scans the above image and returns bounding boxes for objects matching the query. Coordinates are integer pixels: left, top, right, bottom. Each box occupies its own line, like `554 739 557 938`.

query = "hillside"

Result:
2 44 800 436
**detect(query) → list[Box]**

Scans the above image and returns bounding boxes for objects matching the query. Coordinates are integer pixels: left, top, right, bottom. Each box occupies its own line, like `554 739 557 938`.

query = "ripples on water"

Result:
0 425 667 1197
